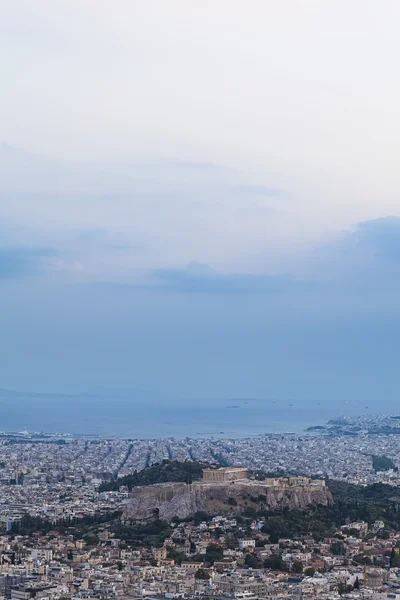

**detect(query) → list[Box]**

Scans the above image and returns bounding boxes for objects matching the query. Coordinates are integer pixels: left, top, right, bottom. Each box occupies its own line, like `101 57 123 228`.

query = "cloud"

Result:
0 144 283 272
143 216 400 298
151 262 296 293
236 184 287 198
311 216 400 283
0 246 56 279
351 217 400 260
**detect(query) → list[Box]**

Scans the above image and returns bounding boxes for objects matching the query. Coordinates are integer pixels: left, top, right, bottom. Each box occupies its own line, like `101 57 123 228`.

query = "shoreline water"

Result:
0 394 371 439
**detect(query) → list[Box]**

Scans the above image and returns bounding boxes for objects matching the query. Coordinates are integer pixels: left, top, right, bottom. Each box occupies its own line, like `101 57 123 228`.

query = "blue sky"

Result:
1 2 400 409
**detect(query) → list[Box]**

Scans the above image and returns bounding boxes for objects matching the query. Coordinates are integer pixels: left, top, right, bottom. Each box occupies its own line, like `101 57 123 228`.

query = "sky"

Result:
1 1 400 409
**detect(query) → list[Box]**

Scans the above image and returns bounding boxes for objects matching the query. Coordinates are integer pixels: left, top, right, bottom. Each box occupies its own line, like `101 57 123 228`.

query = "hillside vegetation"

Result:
11 464 400 547
99 459 211 492
372 455 396 472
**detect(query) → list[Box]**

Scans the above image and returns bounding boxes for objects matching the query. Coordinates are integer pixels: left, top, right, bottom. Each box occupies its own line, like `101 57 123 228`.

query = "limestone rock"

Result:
123 481 332 521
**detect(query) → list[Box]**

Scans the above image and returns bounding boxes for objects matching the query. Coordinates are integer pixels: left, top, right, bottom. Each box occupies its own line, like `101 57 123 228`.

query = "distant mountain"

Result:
0 387 75 399
82 387 166 401
0 386 165 402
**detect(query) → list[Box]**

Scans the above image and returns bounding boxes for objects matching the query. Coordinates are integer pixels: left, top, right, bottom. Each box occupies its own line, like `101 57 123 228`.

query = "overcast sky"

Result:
1 1 400 407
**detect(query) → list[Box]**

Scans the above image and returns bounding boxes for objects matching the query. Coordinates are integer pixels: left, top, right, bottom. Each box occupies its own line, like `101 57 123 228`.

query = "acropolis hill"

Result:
123 467 332 520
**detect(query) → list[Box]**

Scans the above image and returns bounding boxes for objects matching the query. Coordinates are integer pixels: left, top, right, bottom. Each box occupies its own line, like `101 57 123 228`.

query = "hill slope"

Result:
123 480 332 520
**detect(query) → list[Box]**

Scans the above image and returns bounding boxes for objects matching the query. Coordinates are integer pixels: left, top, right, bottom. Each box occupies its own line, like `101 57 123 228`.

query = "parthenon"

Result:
202 466 249 482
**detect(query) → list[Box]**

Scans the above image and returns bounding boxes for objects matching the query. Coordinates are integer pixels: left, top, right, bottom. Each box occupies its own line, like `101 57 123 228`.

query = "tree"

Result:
83 533 99 546
304 567 315 576
338 582 347 595
292 561 303 574
193 511 209 526
243 507 257 519
167 550 186 565
245 554 263 569
195 568 209 580
390 548 400 568
354 554 371 565
372 455 395 472
354 576 360 589
204 544 224 564
171 516 180 524
330 541 345 556
264 554 284 570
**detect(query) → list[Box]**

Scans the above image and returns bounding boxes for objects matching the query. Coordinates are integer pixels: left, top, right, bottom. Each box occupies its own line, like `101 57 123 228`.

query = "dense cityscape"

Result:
0 415 400 600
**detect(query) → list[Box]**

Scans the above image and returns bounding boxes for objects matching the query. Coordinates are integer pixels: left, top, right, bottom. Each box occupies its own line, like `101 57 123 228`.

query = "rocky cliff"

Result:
123 481 333 521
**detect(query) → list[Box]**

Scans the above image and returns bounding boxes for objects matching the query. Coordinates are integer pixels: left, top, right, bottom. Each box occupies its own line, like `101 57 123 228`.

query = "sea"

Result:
0 390 366 438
